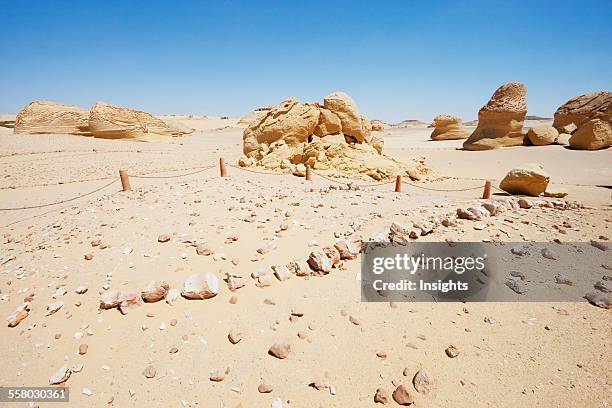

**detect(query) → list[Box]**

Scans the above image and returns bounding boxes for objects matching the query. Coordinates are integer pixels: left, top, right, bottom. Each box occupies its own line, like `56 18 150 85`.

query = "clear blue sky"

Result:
1 0 610 122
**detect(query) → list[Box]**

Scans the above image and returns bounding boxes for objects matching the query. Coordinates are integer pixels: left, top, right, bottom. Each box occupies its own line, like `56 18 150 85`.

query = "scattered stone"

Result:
195 244 213 256
258 383 273 393
46 301 64 316
7 303 29 327
594 281 611 293
445 345 459 358
78 344 88 355
118 293 143 315
143 365 156 378
75 285 88 295
374 388 390 404
505 278 528 294
349 315 360 325
541 247 558 260
49 365 71 385
412 368 433 394
82 388 93 396
584 292 611 309
99 291 121 310
84 253 93 261
555 274 574 286
307 251 332 273
268 341 291 359
158 234 171 243
181 272 220 299
141 281 170 303
392 385 414 405
272 265 291 281
210 368 229 382
165 289 179 305
228 329 243 344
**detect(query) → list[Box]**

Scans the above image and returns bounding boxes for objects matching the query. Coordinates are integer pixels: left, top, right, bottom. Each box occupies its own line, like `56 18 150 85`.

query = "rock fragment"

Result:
392 385 414 405
181 272 220 299
268 341 291 359
412 368 433 394
141 281 170 303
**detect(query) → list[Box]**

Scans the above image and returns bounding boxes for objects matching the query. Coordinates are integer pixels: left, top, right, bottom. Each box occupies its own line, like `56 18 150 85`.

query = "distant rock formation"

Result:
14 100 91 135
89 102 193 141
389 119 428 128
553 92 612 130
463 82 527 150
429 115 469 141
240 92 429 181
371 120 386 132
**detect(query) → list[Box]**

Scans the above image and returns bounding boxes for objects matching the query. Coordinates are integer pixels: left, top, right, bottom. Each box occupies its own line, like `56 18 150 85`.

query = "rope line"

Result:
226 163 287 176
0 179 118 211
131 165 216 179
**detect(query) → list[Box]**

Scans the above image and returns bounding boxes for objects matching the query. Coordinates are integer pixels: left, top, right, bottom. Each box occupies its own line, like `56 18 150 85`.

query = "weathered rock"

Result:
258 383 273 393
527 125 558 146
268 341 291 359
46 301 64 316
584 292 611 309
7 303 29 327
505 278 528 294
392 385 414 405
49 365 71 385
324 92 371 142
272 265 291 281
307 251 333 273
181 273 220 299
499 163 549 196
371 120 386 132
569 119 612 150
334 238 361 260
14 100 91 135
143 365 156 378
99 291 121 310
463 83 527 150
374 388 390 404
556 133 571 145
553 91 612 130
322 246 341 267
118 293 143 315
89 102 192 141
288 259 312 277
209 368 229 382
158 234 171 243
445 345 459 358
430 114 469 140
79 344 88 355
313 108 342 137
228 329 243 344
141 281 169 303
243 98 320 158
412 368 433 394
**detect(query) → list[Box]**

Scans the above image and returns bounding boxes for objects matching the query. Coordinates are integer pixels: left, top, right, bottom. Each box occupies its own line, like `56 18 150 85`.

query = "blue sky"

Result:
1 0 610 122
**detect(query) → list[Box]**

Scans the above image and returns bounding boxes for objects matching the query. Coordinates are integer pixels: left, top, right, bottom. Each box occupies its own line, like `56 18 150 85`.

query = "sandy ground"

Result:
0 119 611 407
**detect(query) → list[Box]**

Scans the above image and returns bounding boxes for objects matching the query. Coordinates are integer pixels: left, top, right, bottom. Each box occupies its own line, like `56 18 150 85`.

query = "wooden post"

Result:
219 157 227 177
394 175 402 193
305 165 311 181
119 170 131 192
482 180 491 199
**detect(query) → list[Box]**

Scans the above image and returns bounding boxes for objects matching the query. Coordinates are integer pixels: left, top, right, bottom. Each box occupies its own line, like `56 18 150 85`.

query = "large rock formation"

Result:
499 163 549 197
240 92 429 181
323 92 371 143
371 120 386 132
14 101 91 135
463 83 528 150
552 92 612 130
569 118 612 150
89 102 193 141
429 115 469 140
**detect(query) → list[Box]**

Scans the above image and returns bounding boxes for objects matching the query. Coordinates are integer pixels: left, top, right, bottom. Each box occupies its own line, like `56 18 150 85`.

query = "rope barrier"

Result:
0 179 118 211
226 163 287 176
131 165 217 179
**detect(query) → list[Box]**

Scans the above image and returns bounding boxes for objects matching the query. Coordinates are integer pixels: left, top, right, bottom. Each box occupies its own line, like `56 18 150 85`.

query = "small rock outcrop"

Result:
371 120 386 132
499 163 549 196
429 114 469 140
463 83 527 150
14 100 91 135
239 92 429 181
527 125 558 146
89 102 193 141
552 91 612 130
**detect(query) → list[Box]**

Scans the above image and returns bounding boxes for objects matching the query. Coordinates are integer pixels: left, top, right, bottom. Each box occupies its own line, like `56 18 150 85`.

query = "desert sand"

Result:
0 111 611 408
